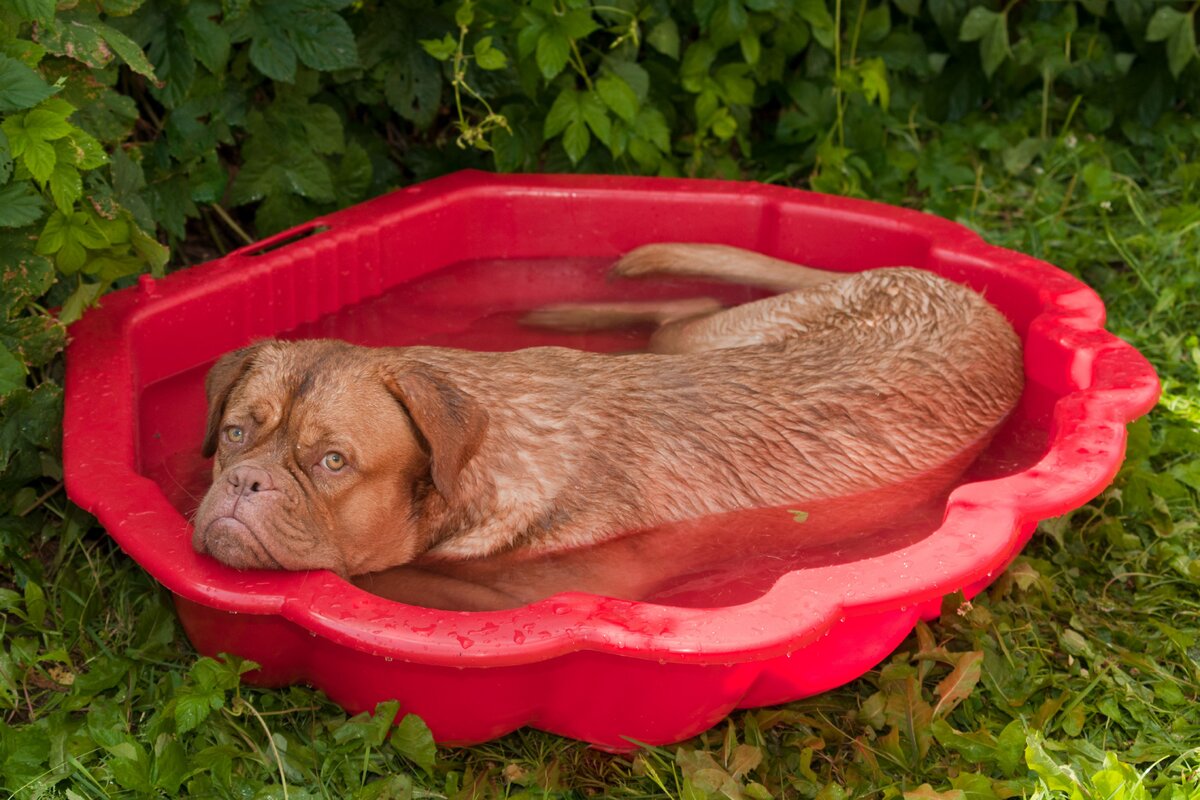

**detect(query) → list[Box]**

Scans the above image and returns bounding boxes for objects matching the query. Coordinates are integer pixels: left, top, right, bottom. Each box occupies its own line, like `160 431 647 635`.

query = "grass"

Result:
2 112 1199 800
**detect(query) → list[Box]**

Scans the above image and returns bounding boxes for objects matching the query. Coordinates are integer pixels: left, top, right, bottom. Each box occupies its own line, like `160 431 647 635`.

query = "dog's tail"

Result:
610 243 847 293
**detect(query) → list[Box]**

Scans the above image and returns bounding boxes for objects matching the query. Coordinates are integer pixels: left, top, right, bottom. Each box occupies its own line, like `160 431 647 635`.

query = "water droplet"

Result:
512 630 526 644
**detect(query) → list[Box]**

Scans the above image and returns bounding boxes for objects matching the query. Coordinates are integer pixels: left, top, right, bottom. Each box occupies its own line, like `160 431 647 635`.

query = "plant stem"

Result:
211 204 254 246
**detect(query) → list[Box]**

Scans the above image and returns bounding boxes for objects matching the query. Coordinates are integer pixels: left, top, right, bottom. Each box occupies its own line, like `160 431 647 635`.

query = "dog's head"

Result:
192 340 488 576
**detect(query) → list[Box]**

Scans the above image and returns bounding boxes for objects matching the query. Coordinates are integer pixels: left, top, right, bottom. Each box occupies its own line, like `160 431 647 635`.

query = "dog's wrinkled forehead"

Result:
220 342 381 442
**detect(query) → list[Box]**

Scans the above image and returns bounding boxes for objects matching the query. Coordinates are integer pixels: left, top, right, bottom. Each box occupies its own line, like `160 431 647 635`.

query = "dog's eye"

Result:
225 426 245 444
322 452 347 472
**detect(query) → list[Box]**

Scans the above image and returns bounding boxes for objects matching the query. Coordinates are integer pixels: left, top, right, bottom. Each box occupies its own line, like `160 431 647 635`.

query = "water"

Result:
138 256 1050 611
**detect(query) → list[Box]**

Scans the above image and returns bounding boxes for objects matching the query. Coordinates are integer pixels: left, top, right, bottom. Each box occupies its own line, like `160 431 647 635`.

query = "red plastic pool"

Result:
64 172 1158 749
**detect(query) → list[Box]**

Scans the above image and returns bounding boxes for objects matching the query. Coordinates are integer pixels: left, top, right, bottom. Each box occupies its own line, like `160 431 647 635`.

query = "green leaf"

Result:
580 90 611 145
385 48 442 129
93 20 160 80
857 58 890 110
184 1 232 74
420 34 457 61
960 7 1009 77
561 8 599 39
562 119 590 163
390 714 436 775
1145 7 1187 42
59 280 104 324
647 17 680 58
536 28 571 80
0 129 10 183
283 150 335 201
473 36 507 70
249 26 298 82
796 0 836 49
23 139 57 183
0 183 44 228
302 104 345 154
289 9 359 72
153 736 188 795
174 692 217 734
10 0 55 24
48 162 82 214
544 88 580 137
1024 734 1082 795
596 74 638 122
959 7 999 41
1166 13 1196 77
0 54 56 113
0 347 27 397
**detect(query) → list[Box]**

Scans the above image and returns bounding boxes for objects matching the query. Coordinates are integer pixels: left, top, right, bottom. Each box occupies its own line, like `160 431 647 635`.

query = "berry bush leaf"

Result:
0 54 56 112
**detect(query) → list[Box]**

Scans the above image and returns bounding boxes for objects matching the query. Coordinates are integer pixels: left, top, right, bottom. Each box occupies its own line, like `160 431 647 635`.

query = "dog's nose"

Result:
226 465 274 495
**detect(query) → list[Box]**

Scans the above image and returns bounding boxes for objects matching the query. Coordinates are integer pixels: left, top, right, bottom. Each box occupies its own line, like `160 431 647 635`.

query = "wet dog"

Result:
192 244 1024 580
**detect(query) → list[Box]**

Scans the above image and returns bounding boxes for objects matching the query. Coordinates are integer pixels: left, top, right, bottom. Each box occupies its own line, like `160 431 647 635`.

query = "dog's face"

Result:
192 340 487 576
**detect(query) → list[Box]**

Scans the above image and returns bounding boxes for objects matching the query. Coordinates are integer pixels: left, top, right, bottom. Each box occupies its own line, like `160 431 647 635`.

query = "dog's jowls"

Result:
192 244 1024 581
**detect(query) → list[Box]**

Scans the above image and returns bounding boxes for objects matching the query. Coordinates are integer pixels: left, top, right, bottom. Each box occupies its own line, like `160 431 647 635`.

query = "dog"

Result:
192 244 1024 585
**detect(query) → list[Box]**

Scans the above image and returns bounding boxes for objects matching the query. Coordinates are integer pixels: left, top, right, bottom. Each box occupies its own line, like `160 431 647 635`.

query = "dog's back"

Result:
423 248 1024 558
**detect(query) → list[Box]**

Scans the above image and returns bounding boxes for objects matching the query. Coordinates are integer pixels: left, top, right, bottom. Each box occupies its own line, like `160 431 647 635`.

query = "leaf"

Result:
536 28 571 80
562 119 590 163
93 20 159 81
288 8 359 72
0 129 10 184
174 691 217 734
960 8 1009 77
0 183 44 228
648 17 680 58
183 1 232 75
420 34 457 61
249 26 297 82
1024 733 1083 796
1145 7 1187 42
959 7 999 41
36 15 115 69
390 714 436 775
386 47 442 129
931 720 999 764
995 720 1025 775
597 74 639 122
302 104 344 154
904 785 964 800
48 162 82 214
932 651 983 718
795 0 836 50
0 347 27 398
473 36 507 70
11 0 56 24
857 58 890 110
0 54 56 112
59 280 104 324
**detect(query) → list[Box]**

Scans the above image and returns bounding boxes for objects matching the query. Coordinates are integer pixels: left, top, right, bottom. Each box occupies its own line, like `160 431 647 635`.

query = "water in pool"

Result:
138 256 1050 610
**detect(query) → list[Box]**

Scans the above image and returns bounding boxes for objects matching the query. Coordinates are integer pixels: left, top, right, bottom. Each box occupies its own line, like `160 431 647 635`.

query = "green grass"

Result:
3 112 1200 800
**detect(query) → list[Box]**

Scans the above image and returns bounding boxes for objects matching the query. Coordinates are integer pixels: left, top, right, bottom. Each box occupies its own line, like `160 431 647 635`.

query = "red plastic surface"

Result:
64 172 1159 749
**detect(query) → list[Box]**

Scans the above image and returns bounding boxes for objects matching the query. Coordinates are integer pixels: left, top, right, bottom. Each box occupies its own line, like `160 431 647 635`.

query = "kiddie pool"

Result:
64 172 1158 750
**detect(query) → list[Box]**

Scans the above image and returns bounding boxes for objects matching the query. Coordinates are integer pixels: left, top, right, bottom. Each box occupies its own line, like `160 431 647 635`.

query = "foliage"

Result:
1 0 1199 797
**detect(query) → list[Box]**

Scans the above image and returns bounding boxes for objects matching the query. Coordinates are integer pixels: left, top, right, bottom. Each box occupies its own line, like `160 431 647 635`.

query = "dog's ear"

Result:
383 366 489 500
201 342 267 458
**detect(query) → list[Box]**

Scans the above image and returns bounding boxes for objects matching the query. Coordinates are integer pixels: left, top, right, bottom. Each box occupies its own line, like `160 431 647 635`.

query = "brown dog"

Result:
192 244 1023 582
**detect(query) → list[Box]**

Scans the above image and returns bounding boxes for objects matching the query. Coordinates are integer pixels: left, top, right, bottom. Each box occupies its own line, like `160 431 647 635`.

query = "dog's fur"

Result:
192 244 1024 580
